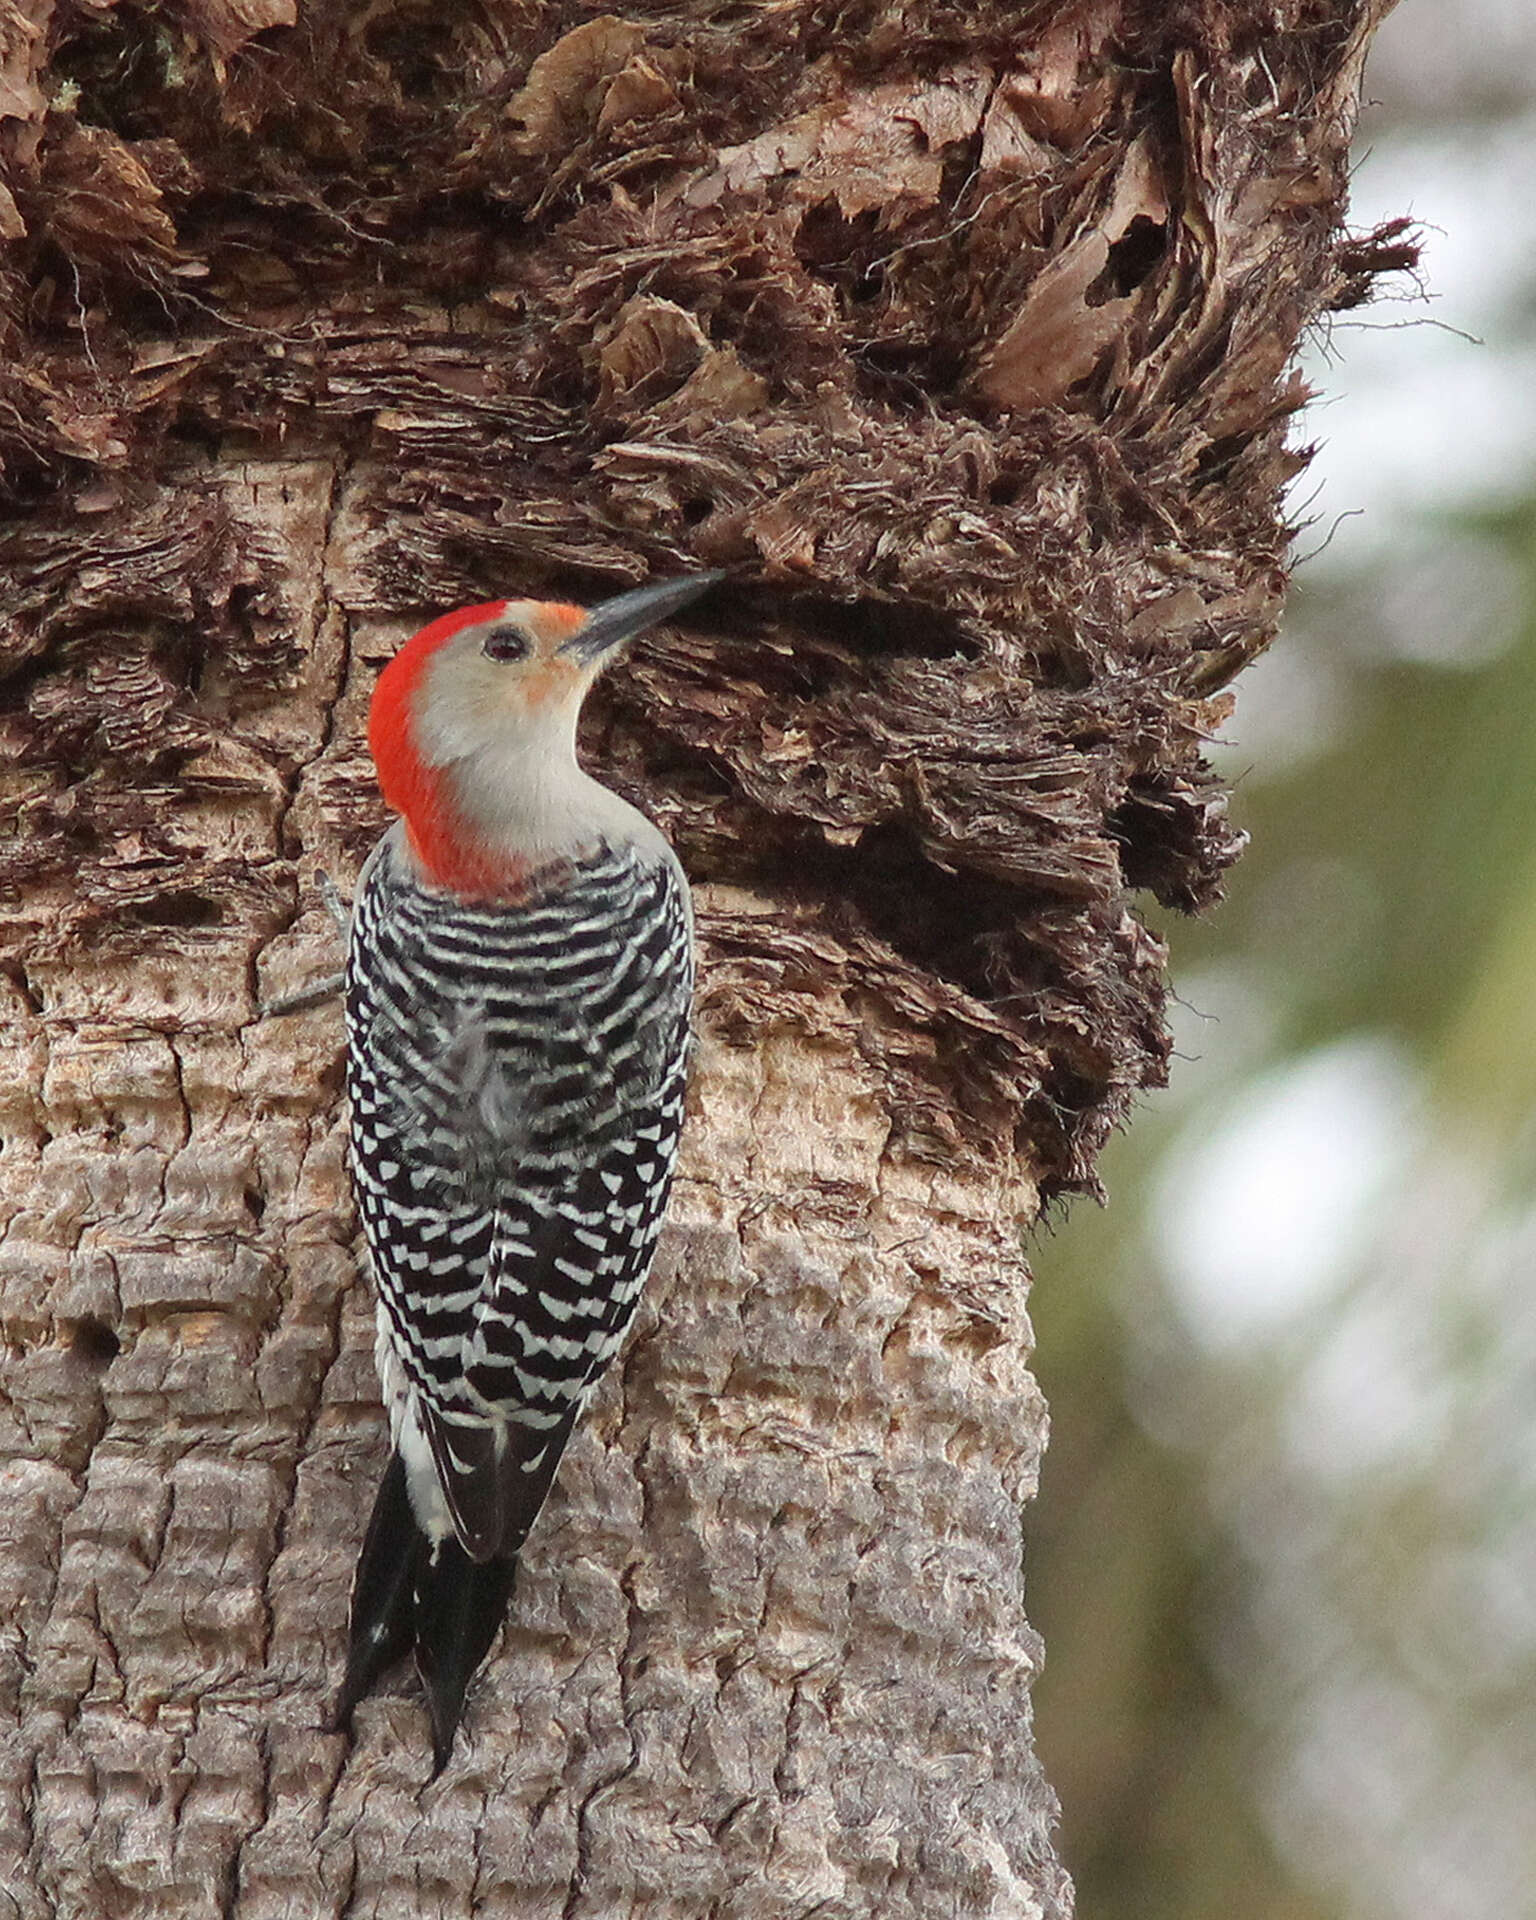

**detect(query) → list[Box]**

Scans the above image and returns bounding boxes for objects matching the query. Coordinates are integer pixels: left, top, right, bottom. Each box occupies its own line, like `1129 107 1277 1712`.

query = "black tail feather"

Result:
413 1542 518 1777
334 1451 418 1731
334 1448 517 1774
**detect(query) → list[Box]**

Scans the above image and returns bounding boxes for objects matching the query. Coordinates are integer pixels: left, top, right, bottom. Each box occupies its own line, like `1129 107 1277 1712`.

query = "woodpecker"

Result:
335 569 721 1771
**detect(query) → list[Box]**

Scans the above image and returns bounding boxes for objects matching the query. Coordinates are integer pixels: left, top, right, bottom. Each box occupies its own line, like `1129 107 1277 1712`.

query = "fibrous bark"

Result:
0 1 1404 1914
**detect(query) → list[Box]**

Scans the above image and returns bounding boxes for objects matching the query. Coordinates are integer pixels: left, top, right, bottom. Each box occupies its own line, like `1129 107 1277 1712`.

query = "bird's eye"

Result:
482 624 530 663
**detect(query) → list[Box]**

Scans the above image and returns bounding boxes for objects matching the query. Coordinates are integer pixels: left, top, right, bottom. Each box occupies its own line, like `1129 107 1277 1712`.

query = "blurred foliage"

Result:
1026 492 1536 1920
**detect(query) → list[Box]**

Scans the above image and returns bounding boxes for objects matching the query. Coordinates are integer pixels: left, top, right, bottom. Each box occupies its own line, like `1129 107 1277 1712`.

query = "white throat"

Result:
443 732 660 864
412 626 676 870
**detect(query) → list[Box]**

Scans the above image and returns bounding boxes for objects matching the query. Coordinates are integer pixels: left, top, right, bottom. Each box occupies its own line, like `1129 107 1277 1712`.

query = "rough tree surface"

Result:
0 2 1405 1915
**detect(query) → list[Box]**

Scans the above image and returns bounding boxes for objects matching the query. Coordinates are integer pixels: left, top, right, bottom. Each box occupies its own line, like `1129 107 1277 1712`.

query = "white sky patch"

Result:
1365 531 1525 666
1133 22 1536 1920
1272 1678 1536 1920
1162 962 1285 1105
1150 1037 1423 1351
1367 0 1536 115
1298 343 1536 558
1206 636 1353 772
1235 115 1536 764
1283 1286 1456 1485
1402 1544 1536 1695
1294 113 1536 568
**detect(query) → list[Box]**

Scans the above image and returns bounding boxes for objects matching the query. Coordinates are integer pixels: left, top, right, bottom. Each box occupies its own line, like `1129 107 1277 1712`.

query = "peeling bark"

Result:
0 1 1404 1912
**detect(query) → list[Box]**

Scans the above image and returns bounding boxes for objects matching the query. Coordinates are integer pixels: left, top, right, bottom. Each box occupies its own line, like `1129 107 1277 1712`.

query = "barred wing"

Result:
346 832 693 1559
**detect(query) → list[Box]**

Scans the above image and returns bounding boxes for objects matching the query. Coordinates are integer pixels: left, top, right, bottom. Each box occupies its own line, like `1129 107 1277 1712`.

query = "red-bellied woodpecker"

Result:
335 570 722 1770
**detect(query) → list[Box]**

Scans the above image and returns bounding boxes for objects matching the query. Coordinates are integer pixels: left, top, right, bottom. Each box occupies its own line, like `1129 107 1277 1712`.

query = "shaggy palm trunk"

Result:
0 2 1403 1913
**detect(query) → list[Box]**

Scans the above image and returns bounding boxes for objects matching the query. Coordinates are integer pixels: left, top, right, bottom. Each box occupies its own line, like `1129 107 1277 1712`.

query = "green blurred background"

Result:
1027 10 1536 1918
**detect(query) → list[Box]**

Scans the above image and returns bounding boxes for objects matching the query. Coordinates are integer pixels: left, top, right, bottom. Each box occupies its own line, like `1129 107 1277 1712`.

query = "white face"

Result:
412 600 598 771
389 576 721 872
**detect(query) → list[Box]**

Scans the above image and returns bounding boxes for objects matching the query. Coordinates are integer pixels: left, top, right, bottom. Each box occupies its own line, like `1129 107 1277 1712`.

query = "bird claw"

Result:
316 869 351 937
260 970 345 1016
258 871 351 1015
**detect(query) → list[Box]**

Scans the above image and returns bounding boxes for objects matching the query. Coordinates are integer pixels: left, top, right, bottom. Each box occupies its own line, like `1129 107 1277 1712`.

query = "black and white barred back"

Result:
346 826 693 1563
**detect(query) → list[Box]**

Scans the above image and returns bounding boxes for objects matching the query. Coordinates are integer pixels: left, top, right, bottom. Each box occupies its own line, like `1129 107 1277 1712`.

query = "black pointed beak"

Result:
560 570 726 663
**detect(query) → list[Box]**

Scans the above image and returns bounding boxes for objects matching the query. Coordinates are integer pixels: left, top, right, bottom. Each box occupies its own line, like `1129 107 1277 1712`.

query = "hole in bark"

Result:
70 1317 121 1365
854 337 968 398
124 891 223 928
365 19 456 101
1191 431 1251 487
0 961 42 1015
849 263 885 303
164 411 225 459
785 824 1020 1011
1087 215 1168 304
52 17 168 139
1108 781 1214 911
245 1185 267 1222
795 202 881 288
779 592 982 668
682 497 714 526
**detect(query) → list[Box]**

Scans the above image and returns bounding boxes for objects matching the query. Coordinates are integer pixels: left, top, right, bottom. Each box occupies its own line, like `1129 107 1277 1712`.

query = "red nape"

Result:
367 602 521 896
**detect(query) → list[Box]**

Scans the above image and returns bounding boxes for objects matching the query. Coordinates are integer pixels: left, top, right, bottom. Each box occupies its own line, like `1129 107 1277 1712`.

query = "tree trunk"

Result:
0 2 1403 1913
